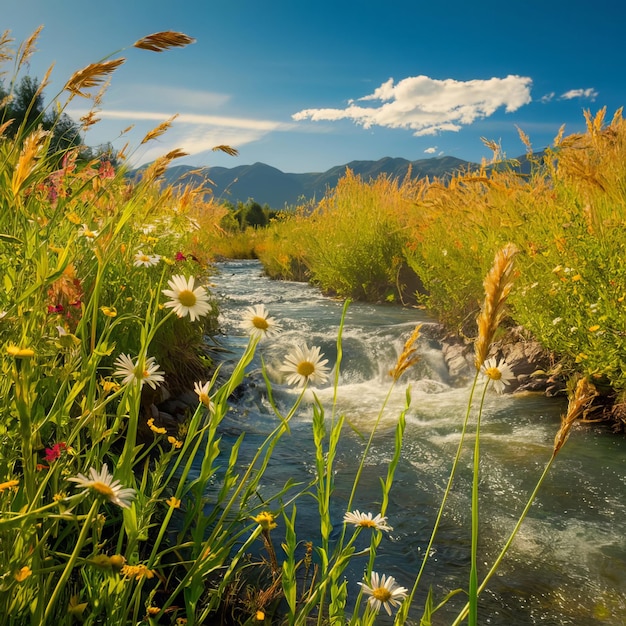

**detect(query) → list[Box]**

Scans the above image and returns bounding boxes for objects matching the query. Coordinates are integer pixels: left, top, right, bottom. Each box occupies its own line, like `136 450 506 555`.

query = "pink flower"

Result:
175 252 186 262
44 442 67 462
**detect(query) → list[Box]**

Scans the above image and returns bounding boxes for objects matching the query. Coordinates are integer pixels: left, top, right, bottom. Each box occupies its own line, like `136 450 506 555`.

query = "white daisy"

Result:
481 357 515 394
133 251 160 267
343 510 393 532
358 571 408 616
193 380 214 410
161 274 212 322
281 344 330 387
241 304 280 340
78 224 99 239
68 464 136 509
113 353 165 389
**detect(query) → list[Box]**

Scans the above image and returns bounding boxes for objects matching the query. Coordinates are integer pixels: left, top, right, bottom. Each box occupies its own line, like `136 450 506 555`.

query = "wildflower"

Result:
78 224 98 239
113 353 165 389
252 511 277 532
281 344 330 387
193 381 214 410
68 464 136 509
481 357 515 394
589 324 601 332
168 436 183 449
44 442 67 462
14 566 32 582
358 571 408 616
0 479 19 492
6 345 35 358
48 304 64 314
162 274 212 321
100 306 117 317
241 304 281 340
147 417 167 435
166 496 181 508
100 379 120 394
120 563 155 580
175 251 186 261
133 251 160 267
146 607 161 617
66 211 81 224
255 611 265 621
343 510 393 532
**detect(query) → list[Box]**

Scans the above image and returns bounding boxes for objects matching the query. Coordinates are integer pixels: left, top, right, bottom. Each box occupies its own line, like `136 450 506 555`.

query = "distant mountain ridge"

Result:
155 155 478 208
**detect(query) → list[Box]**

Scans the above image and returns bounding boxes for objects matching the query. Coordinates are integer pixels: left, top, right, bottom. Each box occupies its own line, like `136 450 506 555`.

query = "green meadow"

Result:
0 27 623 626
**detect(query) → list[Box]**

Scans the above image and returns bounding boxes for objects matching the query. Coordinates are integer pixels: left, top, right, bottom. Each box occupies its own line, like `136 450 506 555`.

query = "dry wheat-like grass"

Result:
16 25 43 70
553 377 598 456
474 243 518 369
389 324 422 381
133 31 196 52
141 115 178 144
12 127 50 197
0 30 15 71
64 58 125 98
212 144 240 157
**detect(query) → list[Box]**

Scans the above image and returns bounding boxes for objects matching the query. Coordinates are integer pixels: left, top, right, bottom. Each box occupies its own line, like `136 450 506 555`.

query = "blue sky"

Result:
6 0 624 173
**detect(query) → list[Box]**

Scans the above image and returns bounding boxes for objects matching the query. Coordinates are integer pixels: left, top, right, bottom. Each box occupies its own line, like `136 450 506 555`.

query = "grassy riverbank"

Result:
1 27 622 626
211 110 626 424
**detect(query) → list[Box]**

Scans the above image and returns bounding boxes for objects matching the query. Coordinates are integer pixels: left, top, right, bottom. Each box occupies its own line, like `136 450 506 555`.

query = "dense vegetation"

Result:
204 110 626 425
1 26 622 626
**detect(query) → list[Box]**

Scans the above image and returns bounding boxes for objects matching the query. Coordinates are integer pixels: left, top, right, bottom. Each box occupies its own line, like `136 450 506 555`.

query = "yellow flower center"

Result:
372 587 392 602
138 254 150 262
297 361 315 377
91 481 115 498
178 289 197 307
252 315 269 330
485 366 502 381
359 519 377 528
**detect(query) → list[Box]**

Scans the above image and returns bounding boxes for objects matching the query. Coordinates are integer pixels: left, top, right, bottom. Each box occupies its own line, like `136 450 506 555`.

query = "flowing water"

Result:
208 259 626 625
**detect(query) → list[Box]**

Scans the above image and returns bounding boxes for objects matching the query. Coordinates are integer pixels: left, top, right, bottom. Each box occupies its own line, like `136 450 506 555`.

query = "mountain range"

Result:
148 153 540 209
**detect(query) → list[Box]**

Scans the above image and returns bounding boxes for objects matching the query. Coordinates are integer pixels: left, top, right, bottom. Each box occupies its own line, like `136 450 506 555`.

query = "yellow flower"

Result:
572 274 582 281
146 606 161 617
255 610 265 621
6 345 35 358
14 566 32 582
253 511 277 531
147 418 167 435
166 496 181 508
121 563 155 580
100 379 121 394
66 211 81 224
100 306 117 317
0 479 19 492
588 324 600 332
168 436 183 449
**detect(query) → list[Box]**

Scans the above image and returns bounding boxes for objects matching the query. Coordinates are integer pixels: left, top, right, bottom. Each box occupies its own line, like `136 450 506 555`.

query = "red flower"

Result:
48 304 64 314
175 252 186 262
44 442 67 462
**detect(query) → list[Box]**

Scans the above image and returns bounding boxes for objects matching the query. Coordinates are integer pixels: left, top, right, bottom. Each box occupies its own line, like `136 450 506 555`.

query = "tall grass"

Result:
0 27 618 626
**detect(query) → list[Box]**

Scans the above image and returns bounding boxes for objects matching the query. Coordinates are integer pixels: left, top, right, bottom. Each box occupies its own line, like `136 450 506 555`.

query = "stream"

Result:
207 259 626 625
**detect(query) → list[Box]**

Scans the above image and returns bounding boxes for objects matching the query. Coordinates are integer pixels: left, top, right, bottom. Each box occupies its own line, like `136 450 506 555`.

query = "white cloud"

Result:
560 88 598 101
292 74 533 136
424 146 437 154
68 107 295 164
540 92 555 103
